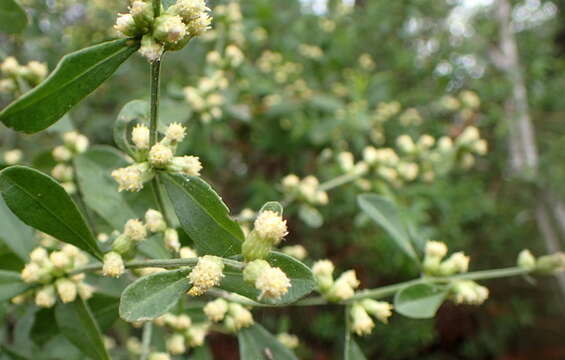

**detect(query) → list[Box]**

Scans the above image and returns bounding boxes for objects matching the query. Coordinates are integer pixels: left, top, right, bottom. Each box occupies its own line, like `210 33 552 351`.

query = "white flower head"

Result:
102 251 125 278
29 247 49 264
185 323 209 347
350 303 375 336
154 15 187 44
186 12 212 37
203 298 229 322
179 246 197 259
165 122 187 143
166 333 186 355
337 270 360 289
4 149 22 165
168 155 202 176
21 262 41 283
281 174 300 188
188 255 224 296
148 353 170 360
170 0 210 23
255 266 291 300
441 251 470 274
1 56 20 76
458 126 480 146
52 146 72 162
396 135 416 154
132 124 150 150
451 280 489 305
517 249 536 270
111 163 152 192
277 333 299 349
124 219 147 242
50 251 71 269
164 228 180 251
253 210 288 244
139 34 164 62
425 241 448 259
361 299 393 323
56 278 77 303
145 209 166 232
149 143 174 168
227 303 254 330
35 285 56 308
281 245 308 260
114 13 137 37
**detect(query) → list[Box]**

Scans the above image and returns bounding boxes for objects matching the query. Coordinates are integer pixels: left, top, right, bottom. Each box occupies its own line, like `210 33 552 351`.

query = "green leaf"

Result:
55 297 110 360
298 204 323 228
74 146 154 230
221 252 315 305
113 100 149 156
0 0 28 34
345 336 367 360
0 270 29 302
358 194 418 261
259 201 284 215
394 283 448 319
238 324 297 360
0 39 139 133
119 269 190 322
163 173 244 256
0 197 34 260
0 166 102 259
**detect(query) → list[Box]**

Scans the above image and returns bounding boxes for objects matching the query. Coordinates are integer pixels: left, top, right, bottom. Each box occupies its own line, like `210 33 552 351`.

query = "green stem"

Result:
319 170 367 192
68 257 244 275
152 0 160 18
149 60 161 147
140 322 152 360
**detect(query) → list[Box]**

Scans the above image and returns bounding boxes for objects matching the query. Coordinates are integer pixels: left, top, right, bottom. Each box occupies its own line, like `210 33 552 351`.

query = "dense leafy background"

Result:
1 0 565 359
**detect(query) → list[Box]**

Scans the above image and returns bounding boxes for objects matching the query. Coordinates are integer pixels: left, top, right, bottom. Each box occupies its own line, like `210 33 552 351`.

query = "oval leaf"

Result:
220 252 315 305
74 146 154 230
113 100 149 156
163 173 244 256
238 324 297 360
0 39 139 133
259 201 284 216
0 166 102 259
394 283 448 319
0 0 27 34
0 270 30 302
119 269 190 322
55 298 110 360
358 194 418 261
0 196 34 260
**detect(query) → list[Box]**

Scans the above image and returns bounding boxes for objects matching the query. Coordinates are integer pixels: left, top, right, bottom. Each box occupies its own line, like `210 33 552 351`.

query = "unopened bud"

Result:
52 145 72 162
188 255 224 296
124 219 147 242
350 302 374 336
3 149 22 165
132 124 150 150
535 252 565 274
312 259 334 292
114 13 138 37
164 228 180 251
102 252 125 278
145 209 166 232
203 298 228 322
139 34 164 62
149 143 174 168
154 15 187 45
179 246 197 259
55 278 77 303
167 155 202 176
166 333 186 355
360 299 393 324
164 122 187 143
243 259 271 283
35 285 56 308
227 303 254 330
517 249 536 270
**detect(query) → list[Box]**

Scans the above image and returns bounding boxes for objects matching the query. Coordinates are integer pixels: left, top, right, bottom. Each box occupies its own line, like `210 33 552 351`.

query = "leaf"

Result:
0 196 34 260
0 166 102 259
74 146 154 230
0 270 29 302
113 100 149 156
88 294 120 331
394 283 448 319
358 194 418 261
238 324 297 360
119 269 191 322
163 173 244 257
55 298 110 360
0 0 28 34
259 201 284 215
30 308 58 346
221 252 315 305
0 39 139 133
298 204 323 228
345 337 367 360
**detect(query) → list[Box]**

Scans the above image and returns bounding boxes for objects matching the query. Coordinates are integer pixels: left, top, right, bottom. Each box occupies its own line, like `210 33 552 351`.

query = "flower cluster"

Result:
102 218 150 278
187 255 224 296
204 298 254 332
349 300 393 336
312 259 361 301
153 312 210 355
277 332 300 349
112 122 202 192
145 209 180 251
280 174 329 206
183 70 228 123
51 131 90 194
17 245 93 308
241 210 288 261
243 259 291 300
114 0 212 61
0 57 48 97
518 250 565 274
422 241 470 276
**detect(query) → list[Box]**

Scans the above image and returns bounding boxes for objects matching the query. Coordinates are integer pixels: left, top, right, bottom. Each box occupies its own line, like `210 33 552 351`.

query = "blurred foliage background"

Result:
1 0 565 359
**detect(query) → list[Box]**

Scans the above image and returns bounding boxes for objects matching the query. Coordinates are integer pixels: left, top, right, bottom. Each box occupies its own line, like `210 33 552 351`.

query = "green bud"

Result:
112 234 134 254
242 259 271 283
241 230 272 262
535 252 565 275
517 249 536 270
